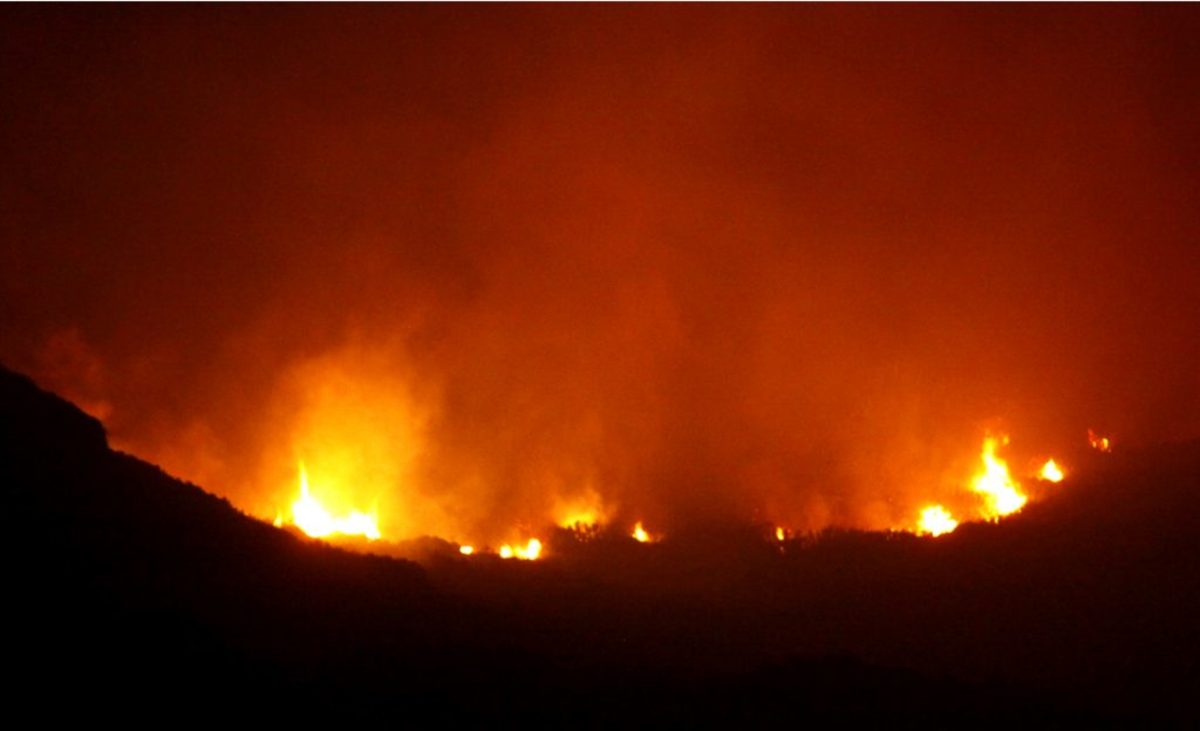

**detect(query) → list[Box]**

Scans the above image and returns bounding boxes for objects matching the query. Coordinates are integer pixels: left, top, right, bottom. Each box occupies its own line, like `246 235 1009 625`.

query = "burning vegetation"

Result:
917 505 958 537
499 538 543 561
632 521 660 543
1089 429 1113 453
9 7 1175 574
907 435 1078 538
1040 459 1065 483
276 462 381 541
269 428 1092 552
2 359 1195 724
970 436 1028 520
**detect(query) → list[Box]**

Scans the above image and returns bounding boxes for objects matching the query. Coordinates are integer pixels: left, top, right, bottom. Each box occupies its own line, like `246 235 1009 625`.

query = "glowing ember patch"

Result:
1088 429 1112 452
775 526 786 542
554 488 609 532
459 545 474 556
970 436 1027 519
560 514 601 531
287 462 381 541
918 505 958 536
1039 459 1064 483
499 538 542 560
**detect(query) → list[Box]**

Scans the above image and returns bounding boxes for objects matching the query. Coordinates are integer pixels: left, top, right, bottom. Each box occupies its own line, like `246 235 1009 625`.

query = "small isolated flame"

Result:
918 505 958 536
286 462 381 541
499 537 542 560
631 521 657 543
970 436 1027 519
459 545 474 556
1088 429 1112 453
632 522 650 543
775 526 786 542
1039 459 1065 483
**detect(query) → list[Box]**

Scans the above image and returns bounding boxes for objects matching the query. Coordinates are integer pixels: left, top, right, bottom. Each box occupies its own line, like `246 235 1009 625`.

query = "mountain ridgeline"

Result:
2 364 1197 723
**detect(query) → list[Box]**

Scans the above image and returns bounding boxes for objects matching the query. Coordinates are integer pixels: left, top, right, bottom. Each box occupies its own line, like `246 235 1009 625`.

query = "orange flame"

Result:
631 521 659 543
554 487 609 532
1039 458 1064 483
970 436 1027 519
499 537 542 560
917 505 958 536
1088 429 1112 453
284 462 381 541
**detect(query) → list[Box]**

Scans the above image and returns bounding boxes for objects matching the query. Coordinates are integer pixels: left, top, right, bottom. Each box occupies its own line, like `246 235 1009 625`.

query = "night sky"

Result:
3 6 1198 544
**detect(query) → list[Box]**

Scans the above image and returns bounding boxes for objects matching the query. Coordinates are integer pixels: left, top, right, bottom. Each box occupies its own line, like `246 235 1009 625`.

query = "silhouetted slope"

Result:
3 364 1196 722
422 446 1200 720
0 366 468 714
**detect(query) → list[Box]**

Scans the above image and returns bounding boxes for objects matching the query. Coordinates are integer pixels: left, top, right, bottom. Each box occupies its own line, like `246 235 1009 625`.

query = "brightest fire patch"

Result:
1039 459 1065 483
909 435 1064 537
280 462 381 541
971 436 1027 519
499 538 543 560
268 431 1070 552
917 505 958 537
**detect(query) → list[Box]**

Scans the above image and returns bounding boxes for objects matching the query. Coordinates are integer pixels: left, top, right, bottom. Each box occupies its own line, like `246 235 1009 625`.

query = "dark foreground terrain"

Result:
2 364 1197 724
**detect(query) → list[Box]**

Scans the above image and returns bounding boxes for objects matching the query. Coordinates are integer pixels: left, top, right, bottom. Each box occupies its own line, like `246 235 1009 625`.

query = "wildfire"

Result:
631 521 659 543
560 514 601 531
499 537 542 560
1039 459 1065 483
554 488 609 532
913 436 1067 537
970 436 1027 519
918 505 958 536
1088 429 1112 452
267 425 1071 555
281 462 381 541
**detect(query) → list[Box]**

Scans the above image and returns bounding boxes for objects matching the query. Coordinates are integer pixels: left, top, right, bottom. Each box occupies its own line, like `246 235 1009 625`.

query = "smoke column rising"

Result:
2 7 1199 543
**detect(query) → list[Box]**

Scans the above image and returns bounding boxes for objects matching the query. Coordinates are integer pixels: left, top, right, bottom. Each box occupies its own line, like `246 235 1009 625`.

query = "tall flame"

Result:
970 437 1027 519
286 462 381 541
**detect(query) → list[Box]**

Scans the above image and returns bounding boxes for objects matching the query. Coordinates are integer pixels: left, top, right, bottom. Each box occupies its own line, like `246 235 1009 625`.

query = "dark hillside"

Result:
3 365 1196 723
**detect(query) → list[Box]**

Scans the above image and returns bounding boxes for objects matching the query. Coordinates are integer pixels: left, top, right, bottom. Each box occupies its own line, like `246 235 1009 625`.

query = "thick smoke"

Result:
3 7 1199 543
